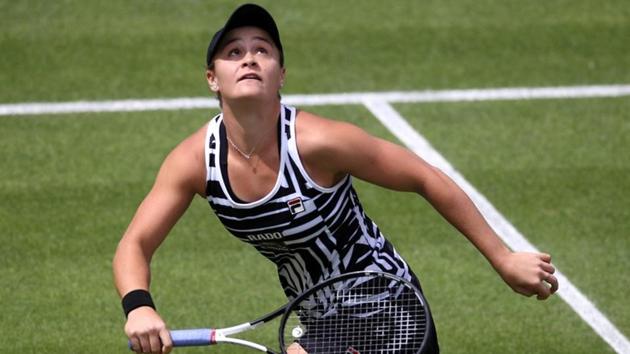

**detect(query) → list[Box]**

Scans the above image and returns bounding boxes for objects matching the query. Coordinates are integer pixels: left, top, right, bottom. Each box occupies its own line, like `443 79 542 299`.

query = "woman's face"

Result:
207 26 285 103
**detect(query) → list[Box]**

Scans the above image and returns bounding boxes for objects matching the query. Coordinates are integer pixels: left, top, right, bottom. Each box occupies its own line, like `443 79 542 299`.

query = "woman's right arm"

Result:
113 129 206 354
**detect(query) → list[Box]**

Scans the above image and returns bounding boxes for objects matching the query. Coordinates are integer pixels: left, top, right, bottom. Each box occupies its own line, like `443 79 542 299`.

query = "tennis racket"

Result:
128 270 431 353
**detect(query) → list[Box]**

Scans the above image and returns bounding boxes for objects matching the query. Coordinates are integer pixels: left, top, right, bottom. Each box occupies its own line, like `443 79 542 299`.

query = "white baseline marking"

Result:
362 99 630 354
2 84 630 116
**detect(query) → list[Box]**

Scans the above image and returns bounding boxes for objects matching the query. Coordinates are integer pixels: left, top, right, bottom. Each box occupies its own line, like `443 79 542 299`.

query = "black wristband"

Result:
122 289 156 318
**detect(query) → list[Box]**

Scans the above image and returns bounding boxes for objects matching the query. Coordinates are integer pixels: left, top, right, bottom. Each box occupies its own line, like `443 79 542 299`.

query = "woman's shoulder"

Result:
173 122 208 156
294 110 336 153
294 109 366 151
294 110 354 143
293 109 364 183
295 109 335 127
160 122 209 196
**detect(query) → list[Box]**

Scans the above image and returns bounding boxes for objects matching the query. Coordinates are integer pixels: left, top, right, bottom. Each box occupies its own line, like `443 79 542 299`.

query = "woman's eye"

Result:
228 48 241 57
256 47 268 54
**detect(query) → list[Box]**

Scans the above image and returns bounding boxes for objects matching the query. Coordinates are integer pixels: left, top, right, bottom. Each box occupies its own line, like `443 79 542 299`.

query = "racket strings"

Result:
283 275 427 353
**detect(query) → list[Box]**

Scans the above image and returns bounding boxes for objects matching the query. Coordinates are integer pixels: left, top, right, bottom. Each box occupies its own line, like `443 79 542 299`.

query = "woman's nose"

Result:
242 52 258 67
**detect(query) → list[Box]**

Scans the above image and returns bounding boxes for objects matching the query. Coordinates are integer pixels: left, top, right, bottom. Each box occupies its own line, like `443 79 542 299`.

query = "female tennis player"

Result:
113 4 558 354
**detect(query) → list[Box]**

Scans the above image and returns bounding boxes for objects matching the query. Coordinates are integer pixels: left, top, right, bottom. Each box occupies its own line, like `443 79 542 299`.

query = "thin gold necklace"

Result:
226 135 256 159
226 122 276 160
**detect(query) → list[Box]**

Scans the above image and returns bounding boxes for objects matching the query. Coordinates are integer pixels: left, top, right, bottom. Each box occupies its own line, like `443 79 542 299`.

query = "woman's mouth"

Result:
238 73 262 82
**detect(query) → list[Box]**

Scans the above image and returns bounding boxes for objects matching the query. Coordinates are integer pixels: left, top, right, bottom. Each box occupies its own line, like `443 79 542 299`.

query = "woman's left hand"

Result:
495 252 559 300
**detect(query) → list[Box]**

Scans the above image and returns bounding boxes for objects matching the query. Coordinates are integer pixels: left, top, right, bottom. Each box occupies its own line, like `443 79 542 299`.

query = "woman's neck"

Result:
221 98 281 155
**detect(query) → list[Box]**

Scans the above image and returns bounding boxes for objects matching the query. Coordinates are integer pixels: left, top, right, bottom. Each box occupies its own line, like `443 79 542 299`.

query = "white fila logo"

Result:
287 197 305 215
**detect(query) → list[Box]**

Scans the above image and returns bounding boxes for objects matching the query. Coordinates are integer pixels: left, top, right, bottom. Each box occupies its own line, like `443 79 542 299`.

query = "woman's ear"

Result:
280 67 286 88
206 70 219 92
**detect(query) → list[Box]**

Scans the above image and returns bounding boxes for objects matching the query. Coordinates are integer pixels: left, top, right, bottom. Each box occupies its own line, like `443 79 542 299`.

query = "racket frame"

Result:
277 270 432 354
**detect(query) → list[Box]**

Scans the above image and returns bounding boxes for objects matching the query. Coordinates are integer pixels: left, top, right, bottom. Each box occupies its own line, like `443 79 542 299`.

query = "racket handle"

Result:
171 329 214 346
127 329 214 349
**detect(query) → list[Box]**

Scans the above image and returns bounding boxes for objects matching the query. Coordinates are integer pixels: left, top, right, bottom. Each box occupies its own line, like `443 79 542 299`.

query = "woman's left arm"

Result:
314 116 559 300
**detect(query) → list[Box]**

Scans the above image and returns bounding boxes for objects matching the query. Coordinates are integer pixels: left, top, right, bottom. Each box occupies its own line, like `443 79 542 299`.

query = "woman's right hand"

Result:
125 306 173 354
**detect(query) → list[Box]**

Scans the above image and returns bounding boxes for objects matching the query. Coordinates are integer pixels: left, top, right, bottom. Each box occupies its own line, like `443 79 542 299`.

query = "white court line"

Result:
2 84 629 352
362 99 630 354
2 84 630 116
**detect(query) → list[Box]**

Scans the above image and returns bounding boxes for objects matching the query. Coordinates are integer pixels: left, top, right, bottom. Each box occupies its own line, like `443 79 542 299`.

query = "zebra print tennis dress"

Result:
204 104 414 300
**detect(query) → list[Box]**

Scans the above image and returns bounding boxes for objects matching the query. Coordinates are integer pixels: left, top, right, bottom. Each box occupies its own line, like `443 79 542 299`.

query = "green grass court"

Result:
1 1 629 353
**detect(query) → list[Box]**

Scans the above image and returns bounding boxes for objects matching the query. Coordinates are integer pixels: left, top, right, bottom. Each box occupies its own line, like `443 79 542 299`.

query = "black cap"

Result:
206 4 283 67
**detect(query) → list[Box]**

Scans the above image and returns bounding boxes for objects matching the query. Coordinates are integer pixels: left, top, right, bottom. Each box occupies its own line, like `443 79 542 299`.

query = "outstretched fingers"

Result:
539 253 552 263
540 261 555 274
498 251 560 300
536 253 559 300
